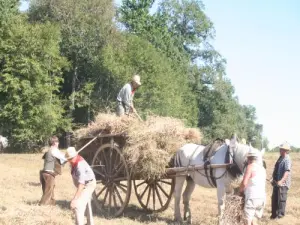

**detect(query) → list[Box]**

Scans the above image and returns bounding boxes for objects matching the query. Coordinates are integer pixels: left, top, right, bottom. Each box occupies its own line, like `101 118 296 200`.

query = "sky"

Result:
19 1 300 148
201 0 300 148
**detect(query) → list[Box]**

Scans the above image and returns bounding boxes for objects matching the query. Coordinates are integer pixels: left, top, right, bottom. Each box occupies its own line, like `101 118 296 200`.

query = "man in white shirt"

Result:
239 148 266 225
65 147 96 225
116 74 141 116
39 136 66 205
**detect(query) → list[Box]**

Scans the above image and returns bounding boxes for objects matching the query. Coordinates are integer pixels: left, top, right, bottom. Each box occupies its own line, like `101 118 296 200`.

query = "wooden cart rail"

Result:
166 163 231 175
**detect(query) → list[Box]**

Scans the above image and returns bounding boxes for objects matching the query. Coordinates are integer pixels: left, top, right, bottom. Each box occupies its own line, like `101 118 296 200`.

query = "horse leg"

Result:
183 176 195 224
174 176 185 223
216 181 226 225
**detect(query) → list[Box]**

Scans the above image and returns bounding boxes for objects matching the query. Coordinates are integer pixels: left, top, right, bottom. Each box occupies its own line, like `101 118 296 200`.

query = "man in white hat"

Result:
270 142 292 219
116 74 141 116
65 147 96 225
239 148 266 225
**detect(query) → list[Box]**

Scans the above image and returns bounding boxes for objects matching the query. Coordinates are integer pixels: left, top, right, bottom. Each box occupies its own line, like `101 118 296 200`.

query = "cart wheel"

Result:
134 177 175 212
92 142 131 217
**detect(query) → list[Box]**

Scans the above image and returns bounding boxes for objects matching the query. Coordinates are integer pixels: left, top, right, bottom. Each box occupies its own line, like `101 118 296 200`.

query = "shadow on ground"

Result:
27 182 41 187
25 199 69 210
92 203 177 224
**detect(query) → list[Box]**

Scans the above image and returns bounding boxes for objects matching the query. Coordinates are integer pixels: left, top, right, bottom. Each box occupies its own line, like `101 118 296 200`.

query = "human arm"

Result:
239 163 253 193
70 183 85 209
70 164 86 209
277 158 291 186
51 148 67 164
121 84 132 108
277 171 289 186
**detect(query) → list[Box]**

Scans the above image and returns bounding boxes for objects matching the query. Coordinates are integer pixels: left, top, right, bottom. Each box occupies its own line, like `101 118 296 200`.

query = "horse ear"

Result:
230 134 237 148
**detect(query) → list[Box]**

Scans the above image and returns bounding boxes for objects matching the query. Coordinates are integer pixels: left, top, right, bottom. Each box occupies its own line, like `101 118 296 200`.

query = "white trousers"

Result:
74 180 96 225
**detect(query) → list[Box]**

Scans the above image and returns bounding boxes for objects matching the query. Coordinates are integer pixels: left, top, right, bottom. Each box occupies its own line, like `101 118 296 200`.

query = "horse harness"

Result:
187 139 243 188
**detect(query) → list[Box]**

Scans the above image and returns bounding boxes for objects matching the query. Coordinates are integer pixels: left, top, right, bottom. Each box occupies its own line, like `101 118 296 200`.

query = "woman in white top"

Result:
239 148 266 225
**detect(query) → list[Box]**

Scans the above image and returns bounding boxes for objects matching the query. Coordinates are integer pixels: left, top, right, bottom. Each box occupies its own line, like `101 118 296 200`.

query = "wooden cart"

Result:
77 133 230 217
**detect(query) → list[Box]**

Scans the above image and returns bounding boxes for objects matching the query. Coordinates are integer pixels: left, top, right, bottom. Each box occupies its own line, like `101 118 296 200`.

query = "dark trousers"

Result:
39 171 56 205
271 186 288 218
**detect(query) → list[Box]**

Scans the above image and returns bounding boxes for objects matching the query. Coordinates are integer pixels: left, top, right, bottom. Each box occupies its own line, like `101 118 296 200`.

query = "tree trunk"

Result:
71 64 78 111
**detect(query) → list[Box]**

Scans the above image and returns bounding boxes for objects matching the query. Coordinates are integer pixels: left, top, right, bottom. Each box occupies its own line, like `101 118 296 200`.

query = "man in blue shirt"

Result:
270 142 292 219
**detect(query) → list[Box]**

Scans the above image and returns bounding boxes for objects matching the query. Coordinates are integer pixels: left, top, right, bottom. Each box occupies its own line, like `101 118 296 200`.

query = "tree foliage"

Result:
0 0 268 151
0 14 70 151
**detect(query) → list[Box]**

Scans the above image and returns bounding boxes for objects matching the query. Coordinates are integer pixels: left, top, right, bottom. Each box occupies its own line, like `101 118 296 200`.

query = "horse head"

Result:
228 135 266 177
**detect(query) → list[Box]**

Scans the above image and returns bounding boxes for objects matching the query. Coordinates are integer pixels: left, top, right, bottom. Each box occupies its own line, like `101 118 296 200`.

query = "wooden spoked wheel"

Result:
134 177 175 212
92 142 131 217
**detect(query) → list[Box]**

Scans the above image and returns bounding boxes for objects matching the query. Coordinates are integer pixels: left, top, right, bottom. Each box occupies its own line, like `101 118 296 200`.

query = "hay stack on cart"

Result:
73 113 202 217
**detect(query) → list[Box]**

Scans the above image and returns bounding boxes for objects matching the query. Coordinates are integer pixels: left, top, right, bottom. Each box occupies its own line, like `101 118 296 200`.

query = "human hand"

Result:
277 180 284 186
239 187 244 195
70 199 77 210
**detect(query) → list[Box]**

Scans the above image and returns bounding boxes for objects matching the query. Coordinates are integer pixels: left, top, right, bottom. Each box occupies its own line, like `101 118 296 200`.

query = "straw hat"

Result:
279 142 291 151
65 147 78 159
132 75 141 86
247 148 259 157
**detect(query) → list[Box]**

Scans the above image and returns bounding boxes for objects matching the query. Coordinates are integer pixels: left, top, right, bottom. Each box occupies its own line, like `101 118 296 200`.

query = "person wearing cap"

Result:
239 148 266 225
65 147 96 225
270 142 292 219
39 135 66 206
116 74 141 116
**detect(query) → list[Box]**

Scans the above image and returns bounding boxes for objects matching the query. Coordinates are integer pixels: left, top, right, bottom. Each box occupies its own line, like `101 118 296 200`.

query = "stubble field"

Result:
0 152 299 225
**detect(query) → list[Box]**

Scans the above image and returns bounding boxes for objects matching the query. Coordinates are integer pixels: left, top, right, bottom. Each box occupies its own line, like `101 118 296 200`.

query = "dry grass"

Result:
74 113 202 179
0 152 299 225
221 194 244 225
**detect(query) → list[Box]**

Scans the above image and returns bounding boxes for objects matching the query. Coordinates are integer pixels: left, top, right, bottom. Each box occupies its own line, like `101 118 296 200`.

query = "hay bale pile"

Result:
221 194 245 225
74 113 202 179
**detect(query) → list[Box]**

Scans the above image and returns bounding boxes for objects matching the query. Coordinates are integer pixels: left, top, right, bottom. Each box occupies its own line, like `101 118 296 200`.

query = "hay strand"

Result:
74 113 202 179
221 194 245 225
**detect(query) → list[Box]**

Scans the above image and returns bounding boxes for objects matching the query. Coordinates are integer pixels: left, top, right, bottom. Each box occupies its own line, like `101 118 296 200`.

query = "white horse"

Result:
173 136 265 224
0 135 8 152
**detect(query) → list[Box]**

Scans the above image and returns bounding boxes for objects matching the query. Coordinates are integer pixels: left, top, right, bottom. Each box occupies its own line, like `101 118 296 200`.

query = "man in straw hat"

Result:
39 135 66 206
65 147 96 225
270 141 292 219
239 148 266 225
116 74 141 116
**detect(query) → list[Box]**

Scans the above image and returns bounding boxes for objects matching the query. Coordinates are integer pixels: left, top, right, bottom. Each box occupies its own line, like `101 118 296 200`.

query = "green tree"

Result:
29 0 116 123
0 15 70 151
102 34 198 125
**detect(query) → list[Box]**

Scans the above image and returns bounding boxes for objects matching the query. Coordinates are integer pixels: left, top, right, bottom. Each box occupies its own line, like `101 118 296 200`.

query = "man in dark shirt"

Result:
39 136 66 205
270 142 292 219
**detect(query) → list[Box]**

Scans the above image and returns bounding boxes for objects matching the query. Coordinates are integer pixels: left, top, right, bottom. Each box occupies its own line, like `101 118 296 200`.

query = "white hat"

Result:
65 147 78 159
132 75 141 86
279 142 291 151
247 148 259 157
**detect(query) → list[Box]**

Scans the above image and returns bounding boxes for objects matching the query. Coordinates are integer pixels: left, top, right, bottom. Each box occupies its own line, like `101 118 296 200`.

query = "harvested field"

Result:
0 152 299 224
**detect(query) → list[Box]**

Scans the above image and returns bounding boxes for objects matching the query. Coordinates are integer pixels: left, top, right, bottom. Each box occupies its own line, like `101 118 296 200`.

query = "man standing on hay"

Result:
239 148 266 225
65 147 96 225
39 136 66 206
270 142 292 220
116 74 141 116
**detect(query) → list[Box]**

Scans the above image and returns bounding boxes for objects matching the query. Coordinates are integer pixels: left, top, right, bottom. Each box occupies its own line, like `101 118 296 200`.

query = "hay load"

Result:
221 194 245 225
74 113 202 179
